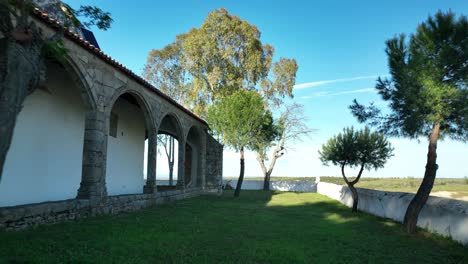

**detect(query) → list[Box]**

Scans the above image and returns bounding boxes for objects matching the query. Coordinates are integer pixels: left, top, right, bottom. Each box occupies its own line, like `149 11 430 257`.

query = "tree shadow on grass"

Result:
219 190 468 264
0 190 466 264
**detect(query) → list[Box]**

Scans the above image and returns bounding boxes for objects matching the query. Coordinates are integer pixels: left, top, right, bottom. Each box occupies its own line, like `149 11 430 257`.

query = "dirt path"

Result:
431 191 468 201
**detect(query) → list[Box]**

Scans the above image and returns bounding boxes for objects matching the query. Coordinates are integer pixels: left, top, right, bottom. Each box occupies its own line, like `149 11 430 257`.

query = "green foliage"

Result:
61 3 113 30
350 11 468 141
206 89 273 151
144 8 298 116
42 38 68 62
144 41 189 105
319 127 394 171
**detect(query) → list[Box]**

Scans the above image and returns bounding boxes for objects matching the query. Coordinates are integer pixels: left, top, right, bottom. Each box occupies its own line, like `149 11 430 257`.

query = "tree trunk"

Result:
0 11 44 180
403 122 440 233
263 171 271 191
234 147 245 197
168 136 174 186
348 183 358 212
341 163 364 213
168 163 174 186
258 145 281 191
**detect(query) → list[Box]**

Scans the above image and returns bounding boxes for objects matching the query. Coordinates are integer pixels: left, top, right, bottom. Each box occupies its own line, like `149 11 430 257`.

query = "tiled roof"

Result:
32 8 207 125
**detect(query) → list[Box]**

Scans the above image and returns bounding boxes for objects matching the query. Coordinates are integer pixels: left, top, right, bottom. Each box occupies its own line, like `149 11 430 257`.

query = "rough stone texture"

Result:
316 182 468 246
0 15 224 229
0 187 214 230
206 135 223 189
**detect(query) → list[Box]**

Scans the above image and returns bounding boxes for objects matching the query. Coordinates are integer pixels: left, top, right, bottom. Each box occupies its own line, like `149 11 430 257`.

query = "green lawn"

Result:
0 191 466 263
225 176 468 199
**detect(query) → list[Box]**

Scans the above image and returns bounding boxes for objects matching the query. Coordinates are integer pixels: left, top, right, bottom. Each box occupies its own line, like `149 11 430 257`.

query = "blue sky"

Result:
67 0 467 178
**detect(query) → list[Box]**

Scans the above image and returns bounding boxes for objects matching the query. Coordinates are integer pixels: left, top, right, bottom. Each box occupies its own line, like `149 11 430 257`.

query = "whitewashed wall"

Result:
316 182 468 245
223 180 317 192
0 66 86 206
106 98 146 195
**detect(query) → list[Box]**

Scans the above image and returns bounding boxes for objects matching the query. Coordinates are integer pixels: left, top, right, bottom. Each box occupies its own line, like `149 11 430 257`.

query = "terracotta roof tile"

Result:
32 8 207 125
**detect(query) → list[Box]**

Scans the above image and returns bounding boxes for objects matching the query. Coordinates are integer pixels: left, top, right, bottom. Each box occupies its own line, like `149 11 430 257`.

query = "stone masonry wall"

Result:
206 135 223 190
0 188 206 231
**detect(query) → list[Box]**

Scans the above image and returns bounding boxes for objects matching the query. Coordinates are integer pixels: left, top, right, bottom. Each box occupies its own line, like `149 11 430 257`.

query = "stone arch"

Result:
154 112 185 190
185 125 205 187
105 88 155 196
0 59 91 206
62 56 97 111
156 112 184 140
105 87 156 132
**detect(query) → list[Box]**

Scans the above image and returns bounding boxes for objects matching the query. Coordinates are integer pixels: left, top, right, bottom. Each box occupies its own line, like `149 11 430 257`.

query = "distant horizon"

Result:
222 175 467 179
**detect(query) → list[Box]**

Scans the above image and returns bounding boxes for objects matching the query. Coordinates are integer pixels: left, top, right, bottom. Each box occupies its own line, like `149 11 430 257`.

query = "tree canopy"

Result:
207 89 273 152
319 127 393 212
319 127 393 171
144 8 298 116
349 10 467 232
350 11 468 141
206 89 273 197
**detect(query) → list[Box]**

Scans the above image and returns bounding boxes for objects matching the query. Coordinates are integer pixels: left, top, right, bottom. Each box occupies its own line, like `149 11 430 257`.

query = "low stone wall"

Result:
316 182 468 245
223 180 317 192
0 187 211 231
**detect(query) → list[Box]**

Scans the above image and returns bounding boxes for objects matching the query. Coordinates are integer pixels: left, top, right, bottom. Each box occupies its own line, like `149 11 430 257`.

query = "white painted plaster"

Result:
0 65 86 206
106 98 146 195
316 182 468 245
223 180 317 192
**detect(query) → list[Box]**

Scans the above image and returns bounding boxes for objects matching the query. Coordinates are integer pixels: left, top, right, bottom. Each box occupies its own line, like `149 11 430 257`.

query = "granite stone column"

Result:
144 130 157 194
200 132 207 189
77 110 108 201
176 137 186 189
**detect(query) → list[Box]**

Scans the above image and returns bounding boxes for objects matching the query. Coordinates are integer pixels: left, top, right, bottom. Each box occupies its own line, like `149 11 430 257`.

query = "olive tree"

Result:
319 127 393 212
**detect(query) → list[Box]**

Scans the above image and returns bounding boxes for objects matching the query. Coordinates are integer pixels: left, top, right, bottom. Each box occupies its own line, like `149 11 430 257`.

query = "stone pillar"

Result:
77 110 108 201
176 137 186 189
200 132 207 189
144 130 157 194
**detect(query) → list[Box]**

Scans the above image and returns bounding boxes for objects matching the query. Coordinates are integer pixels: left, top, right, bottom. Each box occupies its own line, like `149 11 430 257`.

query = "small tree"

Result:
157 134 176 186
207 89 273 197
319 127 393 212
255 103 313 190
350 11 467 232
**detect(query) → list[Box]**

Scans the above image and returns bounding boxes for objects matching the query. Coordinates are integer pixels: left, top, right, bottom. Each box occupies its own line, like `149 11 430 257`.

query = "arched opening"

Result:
106 93 150 195
0 60 90 206
156 114 181 191
186 126 203 187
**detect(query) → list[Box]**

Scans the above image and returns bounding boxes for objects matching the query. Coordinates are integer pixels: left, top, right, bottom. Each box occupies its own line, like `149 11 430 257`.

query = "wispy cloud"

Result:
294 75 383 90
299 88 375 99
328 88 375 96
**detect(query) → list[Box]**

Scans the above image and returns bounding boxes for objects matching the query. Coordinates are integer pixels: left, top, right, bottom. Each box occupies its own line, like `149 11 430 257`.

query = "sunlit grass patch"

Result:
0 191 466 263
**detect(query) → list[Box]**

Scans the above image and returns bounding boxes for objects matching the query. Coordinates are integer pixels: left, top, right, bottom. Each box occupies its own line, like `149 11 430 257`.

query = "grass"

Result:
225 176 468 199
0 191 466 263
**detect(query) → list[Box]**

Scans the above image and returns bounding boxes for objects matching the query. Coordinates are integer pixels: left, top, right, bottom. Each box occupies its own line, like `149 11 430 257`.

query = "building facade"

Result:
0 9 223 229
